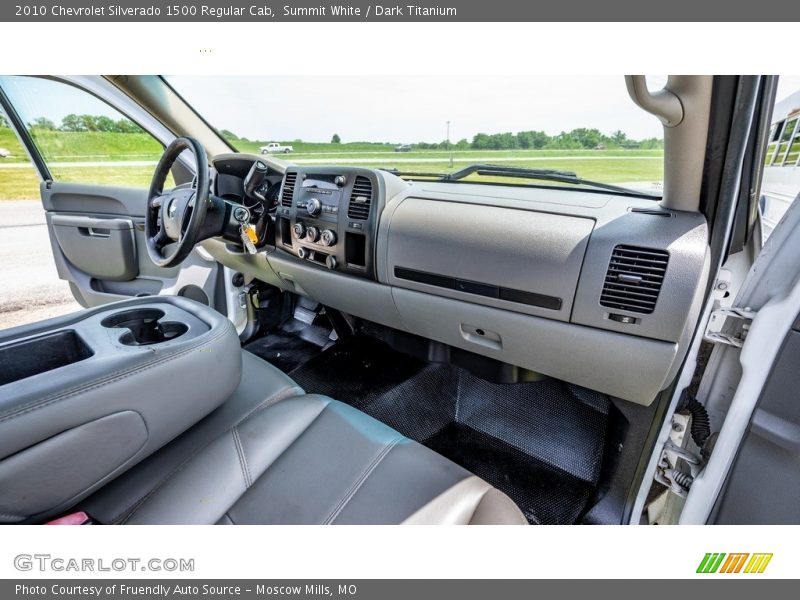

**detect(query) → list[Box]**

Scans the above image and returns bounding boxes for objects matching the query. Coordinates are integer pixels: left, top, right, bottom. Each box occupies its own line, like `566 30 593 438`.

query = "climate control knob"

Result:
320 229 337 247
326 255 337 270
293 222 306 239
305 198 322 216
306 226 320 243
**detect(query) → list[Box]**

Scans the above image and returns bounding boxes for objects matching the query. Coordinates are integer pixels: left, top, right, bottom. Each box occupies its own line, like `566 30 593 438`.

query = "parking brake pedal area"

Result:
244 301 334 373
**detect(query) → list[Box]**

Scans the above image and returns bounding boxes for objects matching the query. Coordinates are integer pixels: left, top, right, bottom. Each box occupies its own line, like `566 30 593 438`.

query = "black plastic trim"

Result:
395 267 455 289
394 266 562 311
498 287 562 310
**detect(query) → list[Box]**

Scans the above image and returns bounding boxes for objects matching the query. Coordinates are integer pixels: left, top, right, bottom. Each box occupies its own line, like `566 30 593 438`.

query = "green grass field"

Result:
0 128 169 199
0 127 664 200
0 164 165 200
233 139 397 155
0 127 163 163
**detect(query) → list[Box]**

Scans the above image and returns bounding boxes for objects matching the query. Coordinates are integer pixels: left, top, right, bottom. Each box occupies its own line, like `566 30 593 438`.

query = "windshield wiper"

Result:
379 168 448 178
440 164 656 196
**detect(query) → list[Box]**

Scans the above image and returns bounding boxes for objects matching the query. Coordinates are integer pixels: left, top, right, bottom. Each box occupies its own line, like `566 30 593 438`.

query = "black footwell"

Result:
244 316 333 374
288 334 611 524
289 334 429 410
245 331 322 374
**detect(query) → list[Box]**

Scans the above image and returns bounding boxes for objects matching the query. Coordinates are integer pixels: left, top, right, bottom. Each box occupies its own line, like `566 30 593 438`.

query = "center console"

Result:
0 296 241 523
275 167 382 279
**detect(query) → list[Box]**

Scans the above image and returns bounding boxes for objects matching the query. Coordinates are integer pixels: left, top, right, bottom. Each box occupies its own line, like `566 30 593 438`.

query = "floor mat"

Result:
425 424 597 525
288 334 611 524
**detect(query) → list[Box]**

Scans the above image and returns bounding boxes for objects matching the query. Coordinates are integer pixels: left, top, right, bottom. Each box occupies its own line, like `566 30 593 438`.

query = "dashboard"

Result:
204 154 710 406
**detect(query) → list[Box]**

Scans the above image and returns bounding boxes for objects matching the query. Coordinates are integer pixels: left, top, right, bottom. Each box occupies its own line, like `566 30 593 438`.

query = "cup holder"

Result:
101 308 188 346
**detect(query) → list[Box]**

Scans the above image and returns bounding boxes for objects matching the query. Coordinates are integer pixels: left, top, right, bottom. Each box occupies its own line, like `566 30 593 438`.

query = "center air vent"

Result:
347 176 373 220
600 245 669 315
281 172 297 207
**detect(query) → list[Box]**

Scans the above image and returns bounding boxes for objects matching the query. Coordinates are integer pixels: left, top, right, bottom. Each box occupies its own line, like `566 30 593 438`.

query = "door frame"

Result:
0 76 234 321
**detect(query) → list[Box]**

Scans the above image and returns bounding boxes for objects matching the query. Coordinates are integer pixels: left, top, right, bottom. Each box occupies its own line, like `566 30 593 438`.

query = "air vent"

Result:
600 245 669 315
281 172 297 207
347 176 373 220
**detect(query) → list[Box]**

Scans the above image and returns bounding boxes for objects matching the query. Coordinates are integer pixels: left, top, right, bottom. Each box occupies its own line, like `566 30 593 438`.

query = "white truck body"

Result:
260 142 293 154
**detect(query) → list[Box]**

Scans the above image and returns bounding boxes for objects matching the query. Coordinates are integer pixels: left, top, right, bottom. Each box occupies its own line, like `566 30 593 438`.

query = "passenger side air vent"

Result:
347 176 373 220
600 245 669 315
281 172 297 207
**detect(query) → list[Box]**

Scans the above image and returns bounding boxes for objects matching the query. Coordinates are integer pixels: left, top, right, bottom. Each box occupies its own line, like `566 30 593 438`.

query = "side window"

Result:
780 118 797 142
787 119 800 166
0 76 169 189
764 120 784 166
760 88 800 243
771 120 785 142
0 102 41 200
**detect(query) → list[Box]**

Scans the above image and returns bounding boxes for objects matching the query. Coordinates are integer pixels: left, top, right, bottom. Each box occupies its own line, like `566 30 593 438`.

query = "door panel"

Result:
0 75 225 314
51 214 137 281
711 315 800 524
42 181 222 309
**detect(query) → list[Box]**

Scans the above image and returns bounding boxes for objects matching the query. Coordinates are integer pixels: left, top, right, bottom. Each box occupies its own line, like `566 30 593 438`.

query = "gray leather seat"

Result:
82 351 526 524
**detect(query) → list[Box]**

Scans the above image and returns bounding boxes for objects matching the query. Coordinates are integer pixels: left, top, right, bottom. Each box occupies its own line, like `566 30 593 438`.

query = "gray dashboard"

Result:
204 158 710 405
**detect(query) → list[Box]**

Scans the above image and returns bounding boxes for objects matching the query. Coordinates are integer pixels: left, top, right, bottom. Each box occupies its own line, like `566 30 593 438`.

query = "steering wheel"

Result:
145 137 210 268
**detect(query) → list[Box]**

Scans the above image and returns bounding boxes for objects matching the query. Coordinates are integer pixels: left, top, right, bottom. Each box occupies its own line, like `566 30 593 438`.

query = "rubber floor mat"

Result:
425 424 597 525
288 334 611 524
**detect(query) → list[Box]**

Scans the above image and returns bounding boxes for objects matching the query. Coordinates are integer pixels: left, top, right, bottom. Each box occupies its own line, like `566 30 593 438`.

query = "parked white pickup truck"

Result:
260 142 293 154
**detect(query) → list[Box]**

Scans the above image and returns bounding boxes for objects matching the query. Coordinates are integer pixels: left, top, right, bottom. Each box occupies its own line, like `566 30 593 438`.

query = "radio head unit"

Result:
298 175 345 223
275 167 381 279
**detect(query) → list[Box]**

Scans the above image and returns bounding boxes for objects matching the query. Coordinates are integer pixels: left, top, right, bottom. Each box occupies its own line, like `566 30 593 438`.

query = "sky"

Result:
0 76 123 124
777 75 800 103
167 75 669 143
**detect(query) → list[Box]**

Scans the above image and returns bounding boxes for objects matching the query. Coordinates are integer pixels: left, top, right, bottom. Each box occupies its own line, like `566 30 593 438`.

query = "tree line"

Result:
415 128 663 151
5 117 664 151
24 114 145 134
223 127 663 150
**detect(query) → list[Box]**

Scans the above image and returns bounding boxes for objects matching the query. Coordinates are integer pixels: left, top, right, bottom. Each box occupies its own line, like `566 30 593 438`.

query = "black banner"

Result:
2 0 800 22
4 580 800 599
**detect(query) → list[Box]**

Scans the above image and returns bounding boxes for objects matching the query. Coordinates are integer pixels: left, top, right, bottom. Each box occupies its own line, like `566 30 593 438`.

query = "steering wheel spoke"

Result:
153 220 170 248
150 193 168 210
179 204 194 240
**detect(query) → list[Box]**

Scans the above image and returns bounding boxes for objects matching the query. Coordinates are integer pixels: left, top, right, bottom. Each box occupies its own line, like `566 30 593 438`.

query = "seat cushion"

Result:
82 352 526 525
81 350 303 524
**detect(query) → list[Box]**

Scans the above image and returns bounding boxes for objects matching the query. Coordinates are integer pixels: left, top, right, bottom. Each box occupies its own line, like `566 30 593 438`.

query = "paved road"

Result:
0 200 81 330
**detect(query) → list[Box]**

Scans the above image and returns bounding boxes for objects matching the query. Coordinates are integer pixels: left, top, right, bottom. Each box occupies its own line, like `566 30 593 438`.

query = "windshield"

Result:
167 75 665 197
